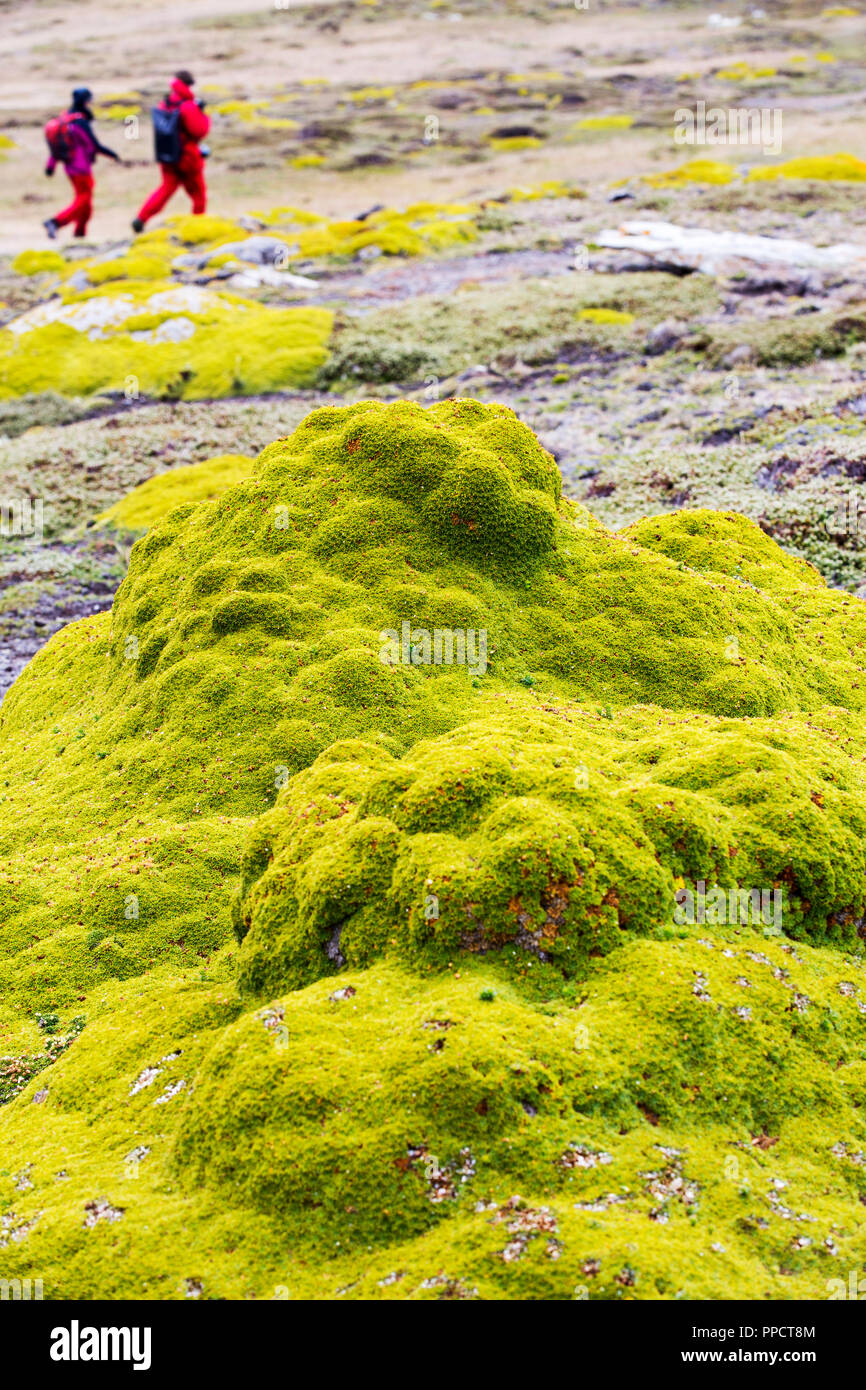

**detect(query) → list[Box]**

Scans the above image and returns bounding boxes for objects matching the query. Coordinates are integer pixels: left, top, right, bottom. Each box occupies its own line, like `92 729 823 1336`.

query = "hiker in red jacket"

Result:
43 88 121 239
132 71 210 232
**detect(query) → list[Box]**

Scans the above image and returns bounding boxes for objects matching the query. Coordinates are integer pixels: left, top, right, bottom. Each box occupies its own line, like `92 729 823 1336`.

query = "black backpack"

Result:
152 104 182 164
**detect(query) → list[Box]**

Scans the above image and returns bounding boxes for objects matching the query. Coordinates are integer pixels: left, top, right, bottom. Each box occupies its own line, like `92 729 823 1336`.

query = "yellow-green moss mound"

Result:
577 114 634 131
0 284 331 400
644 153 866 189
747 154 866 183
642 158 737 188
1 400 866 1299
3 939 866 1299
11 250 66 276
1 399 864 1000
94 399 866 804
232 704 866 996
94 454 255 534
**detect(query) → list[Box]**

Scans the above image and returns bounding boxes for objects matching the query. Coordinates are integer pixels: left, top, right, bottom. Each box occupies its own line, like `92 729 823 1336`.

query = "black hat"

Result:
71 87 93 109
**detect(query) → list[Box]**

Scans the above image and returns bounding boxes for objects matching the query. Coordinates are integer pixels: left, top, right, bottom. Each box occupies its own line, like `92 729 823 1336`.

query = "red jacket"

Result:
160 77 210 171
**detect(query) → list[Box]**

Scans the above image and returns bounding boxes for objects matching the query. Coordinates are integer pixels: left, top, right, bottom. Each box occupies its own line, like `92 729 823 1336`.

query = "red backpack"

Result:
44 111 78 161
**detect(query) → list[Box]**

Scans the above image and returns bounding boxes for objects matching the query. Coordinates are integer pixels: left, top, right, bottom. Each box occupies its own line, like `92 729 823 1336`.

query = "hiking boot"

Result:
43 218 58 239
131 217 144 234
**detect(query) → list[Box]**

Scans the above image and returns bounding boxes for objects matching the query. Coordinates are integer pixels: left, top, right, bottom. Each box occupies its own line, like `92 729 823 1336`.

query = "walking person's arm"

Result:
180 98 210 142
81 117 122 162
94 136 122 162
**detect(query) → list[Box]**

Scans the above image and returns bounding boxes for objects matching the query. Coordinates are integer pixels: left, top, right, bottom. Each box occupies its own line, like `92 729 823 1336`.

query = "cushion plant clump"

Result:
1 399 866 1299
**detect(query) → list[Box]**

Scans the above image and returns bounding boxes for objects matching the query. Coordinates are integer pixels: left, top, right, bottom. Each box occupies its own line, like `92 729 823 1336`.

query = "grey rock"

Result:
731 270 826 297
215 235 297 266
720 344 757 369
646 319 689 354
171 252 211 271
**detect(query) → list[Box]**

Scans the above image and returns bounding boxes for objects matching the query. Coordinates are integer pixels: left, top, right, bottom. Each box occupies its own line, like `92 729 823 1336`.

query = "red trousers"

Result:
137 162 207 223
54 171 94 236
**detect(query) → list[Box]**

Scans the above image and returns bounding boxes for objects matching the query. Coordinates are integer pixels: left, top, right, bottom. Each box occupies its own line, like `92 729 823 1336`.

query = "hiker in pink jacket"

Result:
44 88 120 239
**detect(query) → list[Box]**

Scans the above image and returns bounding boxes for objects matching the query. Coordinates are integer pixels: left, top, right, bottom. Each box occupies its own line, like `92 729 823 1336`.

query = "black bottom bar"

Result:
1 1298 854 1377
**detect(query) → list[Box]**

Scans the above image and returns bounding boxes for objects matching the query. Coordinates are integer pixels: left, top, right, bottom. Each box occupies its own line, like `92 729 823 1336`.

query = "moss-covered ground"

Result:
3 0 866 1303
1 399 866 1299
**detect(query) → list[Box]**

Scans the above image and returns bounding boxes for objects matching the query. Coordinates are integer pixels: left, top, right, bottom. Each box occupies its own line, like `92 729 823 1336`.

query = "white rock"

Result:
283 270 320 289
596 219 866 276
146 285 228 315
130 316 197 344
6 283 231 339
225 265 318 290
6 295 136 336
